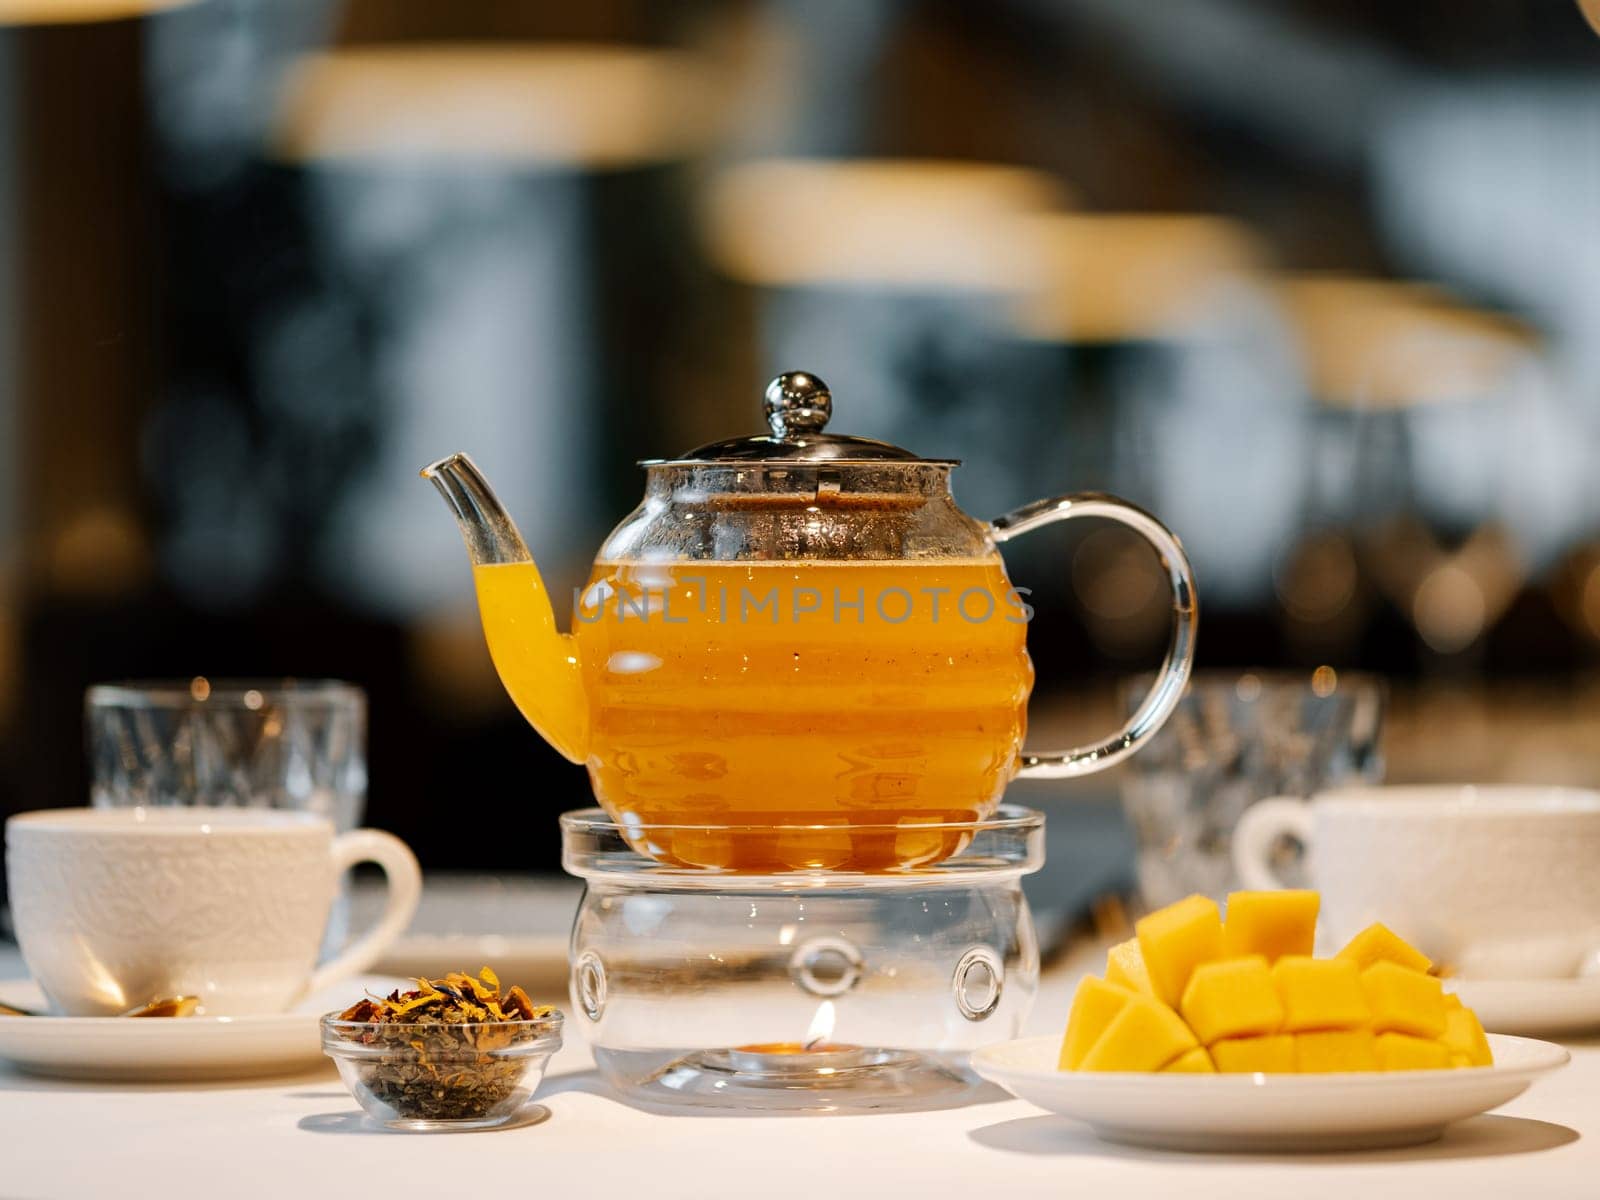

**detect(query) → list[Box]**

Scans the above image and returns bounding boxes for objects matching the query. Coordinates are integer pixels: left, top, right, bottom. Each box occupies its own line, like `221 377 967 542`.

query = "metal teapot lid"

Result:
651 371 956 466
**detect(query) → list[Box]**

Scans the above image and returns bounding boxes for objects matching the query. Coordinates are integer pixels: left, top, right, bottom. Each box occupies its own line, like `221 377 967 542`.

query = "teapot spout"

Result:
420 452 534 567
421 453 589 764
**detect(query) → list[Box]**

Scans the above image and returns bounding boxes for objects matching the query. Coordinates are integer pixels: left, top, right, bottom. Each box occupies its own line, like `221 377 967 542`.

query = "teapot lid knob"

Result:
658 369 945 462
764 371 832 438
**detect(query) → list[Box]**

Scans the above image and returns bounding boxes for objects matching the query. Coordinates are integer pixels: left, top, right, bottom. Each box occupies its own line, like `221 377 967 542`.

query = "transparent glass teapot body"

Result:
426 373 1197 870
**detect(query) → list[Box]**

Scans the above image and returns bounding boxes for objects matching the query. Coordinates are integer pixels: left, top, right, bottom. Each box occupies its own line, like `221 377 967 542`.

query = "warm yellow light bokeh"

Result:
1278 275 1538 410
704 158 1069 293
272 44 718 169
0 0 196 24
1017 214 1264 342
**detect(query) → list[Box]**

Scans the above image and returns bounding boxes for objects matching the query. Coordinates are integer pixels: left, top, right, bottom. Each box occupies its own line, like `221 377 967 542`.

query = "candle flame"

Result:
803 1000 836 1050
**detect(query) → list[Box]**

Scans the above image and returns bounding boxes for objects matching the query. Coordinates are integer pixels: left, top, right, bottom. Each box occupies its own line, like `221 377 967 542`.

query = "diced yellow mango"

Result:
1294 1029 1379 1072
1211 1034 1296 1073
1180 956 1284 1045
1440 1004 1494 1068
1136 894 1224 1007
1162 1047 1216 1073
1050 896 1491 1077
1105 938 1155 995
1361 961 1446 1038
1272 956 1370 1031
1335 922 1433 974
1375 1033 1452 1071
1059 977 1135 1069
1223 890 1320 962
1078 994 1198 1072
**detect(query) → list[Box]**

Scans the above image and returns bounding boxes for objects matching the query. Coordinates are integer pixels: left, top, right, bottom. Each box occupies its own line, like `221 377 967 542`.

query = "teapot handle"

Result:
989 493 1197 779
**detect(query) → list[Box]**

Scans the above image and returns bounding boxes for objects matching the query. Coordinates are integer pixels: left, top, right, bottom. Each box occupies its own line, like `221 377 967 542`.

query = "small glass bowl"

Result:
320 1011 564 1131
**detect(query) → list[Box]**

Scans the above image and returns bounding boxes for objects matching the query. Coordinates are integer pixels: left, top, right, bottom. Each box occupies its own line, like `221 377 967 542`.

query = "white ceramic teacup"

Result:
1233 785 1600 979
5 807 422 1016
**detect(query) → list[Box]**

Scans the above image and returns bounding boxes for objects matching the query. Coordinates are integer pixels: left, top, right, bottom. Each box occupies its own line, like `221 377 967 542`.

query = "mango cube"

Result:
1440 1003 1494 1068
1211 1034 1296 1074
1272 956 1369 1031
1078 994 1198 1072
1180 956 1284 1045
1163 1047 1216 1073
1059 977 1135 1069
1376 1033 1452 1071
1294 1029 1379 1072
1361 961 1446 1038
1336 922 1433 975
1105 938 1155 995
1223 890 1320 962
1136 894 1224 1007
1057 890 1494 1077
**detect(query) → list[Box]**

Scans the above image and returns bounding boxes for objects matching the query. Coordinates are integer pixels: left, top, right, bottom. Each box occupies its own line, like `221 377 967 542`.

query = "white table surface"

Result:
1 946 1595 1200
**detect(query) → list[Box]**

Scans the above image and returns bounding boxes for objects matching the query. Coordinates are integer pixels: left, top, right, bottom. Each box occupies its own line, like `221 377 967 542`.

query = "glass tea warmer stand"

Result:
425 371 1197 1112
561 805 1044 1113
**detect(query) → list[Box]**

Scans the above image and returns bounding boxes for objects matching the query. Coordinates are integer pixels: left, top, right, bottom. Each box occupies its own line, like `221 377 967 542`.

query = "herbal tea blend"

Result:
330 967 559 1122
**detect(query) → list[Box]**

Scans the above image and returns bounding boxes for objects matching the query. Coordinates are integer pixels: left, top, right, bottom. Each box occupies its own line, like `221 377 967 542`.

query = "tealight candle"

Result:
726 1041 875 1075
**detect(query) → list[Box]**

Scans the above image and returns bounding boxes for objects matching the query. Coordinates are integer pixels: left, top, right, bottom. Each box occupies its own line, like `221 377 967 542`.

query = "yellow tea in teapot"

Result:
433 375 1196 874
474 558 1032 870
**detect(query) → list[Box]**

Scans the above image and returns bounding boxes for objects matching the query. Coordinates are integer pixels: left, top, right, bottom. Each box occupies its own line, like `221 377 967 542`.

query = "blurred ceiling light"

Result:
46 506 150 597
1368 520 1523 656
1278 275 1538 410
1071 526 1169 659
1274 531 1371 660
702 158 1069 293
1582 0 1600 36
0 0 195 22
1550 543 1600 644
272 45 718 169
1411 562 1487 655
1309 665 1339 697
1579 564 1600 642
1274 530 1359 625
1015 214 1265 342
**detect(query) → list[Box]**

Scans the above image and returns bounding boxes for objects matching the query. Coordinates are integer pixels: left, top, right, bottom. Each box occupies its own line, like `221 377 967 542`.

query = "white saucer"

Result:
971 1034 1569 1152
1448 976 1600 1038
0 974 407 1083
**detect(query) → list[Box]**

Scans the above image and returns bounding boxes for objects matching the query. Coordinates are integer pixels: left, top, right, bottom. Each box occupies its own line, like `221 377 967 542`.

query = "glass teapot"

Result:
425 371 1196 871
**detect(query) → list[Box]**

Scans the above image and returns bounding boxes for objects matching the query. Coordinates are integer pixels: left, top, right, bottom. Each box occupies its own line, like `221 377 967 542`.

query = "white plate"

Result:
1449 976 1600 1037
0 975 407 1083
971 1033 1569 1152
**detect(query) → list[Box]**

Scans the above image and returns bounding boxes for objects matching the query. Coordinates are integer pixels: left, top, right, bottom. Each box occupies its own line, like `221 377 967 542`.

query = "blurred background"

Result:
3 0 1600 917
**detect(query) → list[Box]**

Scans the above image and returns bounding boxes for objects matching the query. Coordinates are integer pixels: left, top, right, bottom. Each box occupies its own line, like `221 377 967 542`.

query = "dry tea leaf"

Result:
334 968 557 1121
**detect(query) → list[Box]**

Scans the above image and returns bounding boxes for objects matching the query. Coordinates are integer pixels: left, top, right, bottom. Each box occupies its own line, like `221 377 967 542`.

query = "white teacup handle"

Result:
307 829 422 997
1232 797 1314 890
